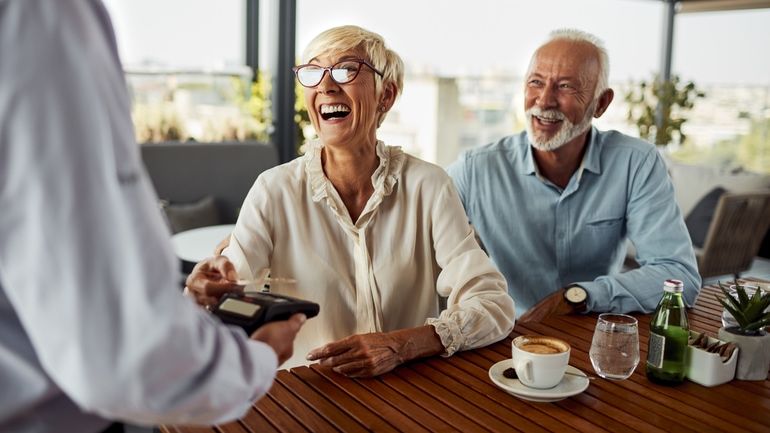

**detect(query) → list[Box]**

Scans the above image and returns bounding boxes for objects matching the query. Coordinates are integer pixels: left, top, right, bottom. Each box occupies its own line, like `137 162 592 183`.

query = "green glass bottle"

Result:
646 279 689 385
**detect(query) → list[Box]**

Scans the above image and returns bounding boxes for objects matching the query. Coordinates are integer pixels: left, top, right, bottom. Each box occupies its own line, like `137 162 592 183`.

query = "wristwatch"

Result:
563 285 588 313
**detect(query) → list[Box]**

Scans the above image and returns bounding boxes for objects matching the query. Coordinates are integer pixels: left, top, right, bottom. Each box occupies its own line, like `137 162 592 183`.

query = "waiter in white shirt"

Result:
0 1 304 432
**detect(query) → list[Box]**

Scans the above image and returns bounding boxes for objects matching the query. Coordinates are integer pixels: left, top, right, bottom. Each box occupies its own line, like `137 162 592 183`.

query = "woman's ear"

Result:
379 81 398 112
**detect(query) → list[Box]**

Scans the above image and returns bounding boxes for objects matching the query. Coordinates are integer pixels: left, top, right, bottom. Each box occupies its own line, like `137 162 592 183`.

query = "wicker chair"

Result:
696 191 770 278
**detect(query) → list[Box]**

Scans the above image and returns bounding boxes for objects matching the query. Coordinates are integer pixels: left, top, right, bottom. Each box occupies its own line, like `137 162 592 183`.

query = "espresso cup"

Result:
512 335 571 389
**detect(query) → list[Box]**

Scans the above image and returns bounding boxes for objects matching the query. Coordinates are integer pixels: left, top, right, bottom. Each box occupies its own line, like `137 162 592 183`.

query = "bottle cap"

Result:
663 279 684 293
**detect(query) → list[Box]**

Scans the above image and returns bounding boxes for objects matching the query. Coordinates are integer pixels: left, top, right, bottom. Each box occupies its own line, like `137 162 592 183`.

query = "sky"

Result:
103 0 770 85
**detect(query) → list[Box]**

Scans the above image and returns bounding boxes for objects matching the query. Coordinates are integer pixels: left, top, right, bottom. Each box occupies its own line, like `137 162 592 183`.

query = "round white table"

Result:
171 224 235 263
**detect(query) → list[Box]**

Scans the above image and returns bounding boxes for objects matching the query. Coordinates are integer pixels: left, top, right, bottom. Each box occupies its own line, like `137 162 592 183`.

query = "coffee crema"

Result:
520 343 562 354
515 336 569 354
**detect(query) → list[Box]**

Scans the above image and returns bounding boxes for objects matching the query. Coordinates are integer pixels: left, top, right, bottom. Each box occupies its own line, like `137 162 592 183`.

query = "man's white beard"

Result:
525 102 596 151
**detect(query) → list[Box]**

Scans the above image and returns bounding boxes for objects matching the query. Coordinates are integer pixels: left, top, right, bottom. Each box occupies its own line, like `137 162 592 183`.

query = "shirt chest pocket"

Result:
585 215 625 231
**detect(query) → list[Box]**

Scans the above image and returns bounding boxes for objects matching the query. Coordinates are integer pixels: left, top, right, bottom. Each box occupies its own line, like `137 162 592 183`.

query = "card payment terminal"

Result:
212 292 319 335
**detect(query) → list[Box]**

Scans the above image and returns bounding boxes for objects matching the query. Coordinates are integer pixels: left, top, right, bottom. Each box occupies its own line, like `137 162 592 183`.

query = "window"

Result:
668 9 770 174
103 0 262 143
297 0 664 166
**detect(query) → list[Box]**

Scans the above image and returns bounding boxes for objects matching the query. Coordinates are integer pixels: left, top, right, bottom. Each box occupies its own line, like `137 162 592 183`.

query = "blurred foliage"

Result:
132 102 187 143
228 74 272 142
670 118 770 174
625 74 705 146
132 70 313 156
294 80 314 155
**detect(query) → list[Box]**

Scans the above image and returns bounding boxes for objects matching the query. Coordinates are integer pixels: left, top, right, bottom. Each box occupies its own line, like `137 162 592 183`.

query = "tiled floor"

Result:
702 256 770 286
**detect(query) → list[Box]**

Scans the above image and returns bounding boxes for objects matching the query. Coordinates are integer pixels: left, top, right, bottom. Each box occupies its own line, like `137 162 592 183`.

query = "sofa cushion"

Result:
160 196 221 234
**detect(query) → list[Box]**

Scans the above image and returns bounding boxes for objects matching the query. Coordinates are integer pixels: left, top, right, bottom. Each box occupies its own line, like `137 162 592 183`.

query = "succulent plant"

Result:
716 281 770 336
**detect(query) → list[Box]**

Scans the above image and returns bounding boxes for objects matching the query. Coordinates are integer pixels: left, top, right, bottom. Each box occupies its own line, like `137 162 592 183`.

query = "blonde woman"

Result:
187 25 514 376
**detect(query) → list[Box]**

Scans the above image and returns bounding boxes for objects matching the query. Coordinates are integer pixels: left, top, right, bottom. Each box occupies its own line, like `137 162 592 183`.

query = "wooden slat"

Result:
276 369 369 433
393 366 530 432
267 379 341 432
291 366 407 432
375 373 474 432
238 408 281 433
253 393 311 433
215 421 254 433
305 364 435 433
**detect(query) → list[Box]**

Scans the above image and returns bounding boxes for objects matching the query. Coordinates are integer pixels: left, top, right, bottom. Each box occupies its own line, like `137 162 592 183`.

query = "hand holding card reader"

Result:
212 292 319 335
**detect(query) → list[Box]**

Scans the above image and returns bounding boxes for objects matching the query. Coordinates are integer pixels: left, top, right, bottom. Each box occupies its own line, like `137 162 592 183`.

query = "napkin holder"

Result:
686 330 738 387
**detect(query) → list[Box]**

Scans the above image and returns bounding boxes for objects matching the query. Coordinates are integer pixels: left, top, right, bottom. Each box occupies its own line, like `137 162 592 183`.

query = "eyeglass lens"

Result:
297 61 361 87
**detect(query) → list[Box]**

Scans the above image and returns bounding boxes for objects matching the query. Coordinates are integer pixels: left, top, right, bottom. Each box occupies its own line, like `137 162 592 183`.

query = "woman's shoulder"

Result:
253 157 307 192
397 151 454 191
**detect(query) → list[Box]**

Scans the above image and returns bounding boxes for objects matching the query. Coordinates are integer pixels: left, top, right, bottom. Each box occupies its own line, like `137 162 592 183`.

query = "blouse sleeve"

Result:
425 181 515 356
223 176 274 282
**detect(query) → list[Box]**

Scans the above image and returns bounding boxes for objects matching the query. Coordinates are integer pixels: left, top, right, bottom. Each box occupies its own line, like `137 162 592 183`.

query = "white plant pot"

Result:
717 327 770 381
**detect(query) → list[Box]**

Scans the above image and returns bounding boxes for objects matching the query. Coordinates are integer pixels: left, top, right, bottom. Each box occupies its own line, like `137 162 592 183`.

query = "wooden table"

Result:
163 280 770 433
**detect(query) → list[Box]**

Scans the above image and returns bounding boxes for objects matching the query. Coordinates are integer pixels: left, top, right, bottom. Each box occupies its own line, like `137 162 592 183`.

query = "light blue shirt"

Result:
447 128 701 317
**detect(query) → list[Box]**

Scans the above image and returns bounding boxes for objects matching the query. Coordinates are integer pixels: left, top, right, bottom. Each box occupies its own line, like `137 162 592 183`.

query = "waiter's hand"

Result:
184 256 241 308
307 326 444 378
518 290 574 323
251 313 306 366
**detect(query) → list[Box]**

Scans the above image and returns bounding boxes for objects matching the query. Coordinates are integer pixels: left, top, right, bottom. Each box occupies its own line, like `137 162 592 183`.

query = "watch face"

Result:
565 286 587 303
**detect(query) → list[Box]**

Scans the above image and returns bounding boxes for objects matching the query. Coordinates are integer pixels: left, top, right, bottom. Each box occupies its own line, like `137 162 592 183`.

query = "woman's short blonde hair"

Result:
302 25 404 103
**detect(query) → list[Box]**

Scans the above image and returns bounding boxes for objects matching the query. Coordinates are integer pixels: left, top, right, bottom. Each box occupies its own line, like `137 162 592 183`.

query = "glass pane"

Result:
297 0 663 166
103 0 263 144
668 9 770 174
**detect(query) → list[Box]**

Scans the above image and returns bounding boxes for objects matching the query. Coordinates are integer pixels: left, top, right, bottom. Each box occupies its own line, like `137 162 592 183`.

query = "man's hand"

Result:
213 235 231 256
518 290 575 323
184 256 241 308
251 313 306 366
306 326 444 378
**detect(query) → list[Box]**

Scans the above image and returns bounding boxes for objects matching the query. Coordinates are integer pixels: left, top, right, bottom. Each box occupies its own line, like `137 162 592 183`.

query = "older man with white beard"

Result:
447 29 701 322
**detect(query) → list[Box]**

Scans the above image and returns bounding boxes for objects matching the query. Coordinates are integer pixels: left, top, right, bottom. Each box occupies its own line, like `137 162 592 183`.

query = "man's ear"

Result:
593 88 614 118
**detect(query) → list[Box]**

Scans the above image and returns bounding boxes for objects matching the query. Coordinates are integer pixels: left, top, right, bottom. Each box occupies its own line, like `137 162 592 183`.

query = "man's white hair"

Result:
545 28 610 98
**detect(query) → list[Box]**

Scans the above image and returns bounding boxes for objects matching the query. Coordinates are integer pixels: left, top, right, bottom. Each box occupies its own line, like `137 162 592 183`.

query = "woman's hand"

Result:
251 313 307 366
184 256 241 307
213 235 231 256
306 325 444 377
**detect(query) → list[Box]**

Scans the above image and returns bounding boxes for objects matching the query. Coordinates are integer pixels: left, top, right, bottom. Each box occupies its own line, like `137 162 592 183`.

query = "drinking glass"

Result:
589 313 640 380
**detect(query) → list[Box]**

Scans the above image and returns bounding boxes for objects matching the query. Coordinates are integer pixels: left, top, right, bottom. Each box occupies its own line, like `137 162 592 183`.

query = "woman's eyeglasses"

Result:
292 60 383 88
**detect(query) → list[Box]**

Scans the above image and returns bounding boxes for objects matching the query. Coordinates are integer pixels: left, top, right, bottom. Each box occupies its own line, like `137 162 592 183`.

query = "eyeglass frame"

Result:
292 59 384 88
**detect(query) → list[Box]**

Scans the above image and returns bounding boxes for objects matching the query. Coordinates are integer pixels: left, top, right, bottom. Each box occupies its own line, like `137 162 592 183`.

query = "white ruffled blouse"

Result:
224 139 515 368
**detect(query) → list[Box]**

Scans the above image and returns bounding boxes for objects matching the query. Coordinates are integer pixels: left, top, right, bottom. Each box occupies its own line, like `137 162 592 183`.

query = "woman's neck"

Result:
321 140 379 222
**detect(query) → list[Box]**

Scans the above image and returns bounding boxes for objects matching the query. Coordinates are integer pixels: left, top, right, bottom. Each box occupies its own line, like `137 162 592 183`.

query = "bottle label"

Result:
648 332 665 368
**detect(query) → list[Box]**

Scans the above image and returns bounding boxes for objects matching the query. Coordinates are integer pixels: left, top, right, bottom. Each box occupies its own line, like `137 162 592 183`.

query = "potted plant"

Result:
715 281 770 380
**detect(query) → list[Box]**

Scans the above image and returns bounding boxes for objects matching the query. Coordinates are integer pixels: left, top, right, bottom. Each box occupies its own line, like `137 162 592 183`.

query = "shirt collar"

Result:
523 126 602 177
304 138 406 205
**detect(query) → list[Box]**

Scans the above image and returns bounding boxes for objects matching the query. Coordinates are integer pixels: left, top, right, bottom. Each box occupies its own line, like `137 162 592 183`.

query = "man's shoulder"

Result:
595 129 656 160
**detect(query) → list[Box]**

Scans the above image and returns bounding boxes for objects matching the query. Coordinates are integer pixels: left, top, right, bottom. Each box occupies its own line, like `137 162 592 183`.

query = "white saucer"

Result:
488 359 590 402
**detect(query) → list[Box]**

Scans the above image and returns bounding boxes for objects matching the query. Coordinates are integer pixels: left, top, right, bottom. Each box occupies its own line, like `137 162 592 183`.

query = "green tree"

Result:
624 74 705 146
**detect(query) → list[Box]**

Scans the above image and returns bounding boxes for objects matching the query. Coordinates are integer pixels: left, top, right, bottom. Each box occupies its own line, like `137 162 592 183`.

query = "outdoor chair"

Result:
695 191 770 278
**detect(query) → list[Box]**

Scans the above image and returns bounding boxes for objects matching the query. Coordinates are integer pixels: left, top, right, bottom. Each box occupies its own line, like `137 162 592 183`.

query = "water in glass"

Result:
590 313 640 380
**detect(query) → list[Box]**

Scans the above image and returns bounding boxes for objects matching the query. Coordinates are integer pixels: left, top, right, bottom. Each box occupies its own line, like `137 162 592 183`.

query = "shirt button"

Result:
557 232 565 239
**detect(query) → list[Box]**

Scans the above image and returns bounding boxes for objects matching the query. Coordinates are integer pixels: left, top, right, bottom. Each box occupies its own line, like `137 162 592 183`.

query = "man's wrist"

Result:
563 284 588 313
